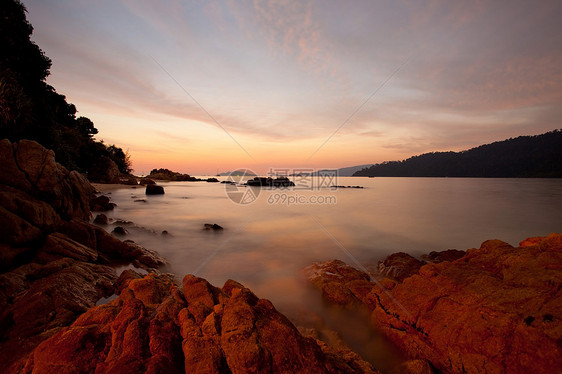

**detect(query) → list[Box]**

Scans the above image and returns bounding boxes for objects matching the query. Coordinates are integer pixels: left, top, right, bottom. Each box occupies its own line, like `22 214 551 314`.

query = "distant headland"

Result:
353 130 562 177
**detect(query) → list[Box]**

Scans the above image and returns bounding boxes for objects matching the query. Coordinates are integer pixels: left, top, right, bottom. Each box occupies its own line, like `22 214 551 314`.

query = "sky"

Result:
24 0 562 175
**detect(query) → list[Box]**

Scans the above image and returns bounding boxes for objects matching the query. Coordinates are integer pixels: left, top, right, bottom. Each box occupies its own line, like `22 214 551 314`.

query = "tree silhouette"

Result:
0 0 132 175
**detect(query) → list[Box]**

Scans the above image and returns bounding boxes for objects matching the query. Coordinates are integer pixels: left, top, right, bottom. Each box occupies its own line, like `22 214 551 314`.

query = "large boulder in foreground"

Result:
0 139 95 221
0 138 167 372
21 273 377 374
304 235 562 373
0 218 166 372
0 139 96 268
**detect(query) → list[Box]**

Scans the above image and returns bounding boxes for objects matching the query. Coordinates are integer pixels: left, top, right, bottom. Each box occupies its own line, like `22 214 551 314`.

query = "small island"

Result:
145 168 219 183
246 176 296 187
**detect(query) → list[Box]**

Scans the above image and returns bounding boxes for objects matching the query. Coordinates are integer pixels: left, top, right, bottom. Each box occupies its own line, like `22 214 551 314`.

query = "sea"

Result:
99 176 562 371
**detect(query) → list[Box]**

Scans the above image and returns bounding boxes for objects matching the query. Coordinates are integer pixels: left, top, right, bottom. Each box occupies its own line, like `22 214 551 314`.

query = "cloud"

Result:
226 0 337 77
24 0 562 172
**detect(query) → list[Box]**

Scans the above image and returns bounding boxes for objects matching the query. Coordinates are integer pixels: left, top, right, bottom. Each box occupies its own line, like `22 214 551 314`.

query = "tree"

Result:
353 130 562 178
76 117 98 138
0 0 134 176
107 145 132 174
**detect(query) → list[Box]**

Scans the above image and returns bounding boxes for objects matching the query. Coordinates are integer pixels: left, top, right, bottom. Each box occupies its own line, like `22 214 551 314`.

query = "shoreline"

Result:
0 140 378 373
92 182 137 192
1 140 560 373
91 180 562 372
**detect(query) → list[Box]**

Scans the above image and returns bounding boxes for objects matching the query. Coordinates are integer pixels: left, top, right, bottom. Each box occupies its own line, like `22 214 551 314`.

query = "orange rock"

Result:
378 252 425 282
19 273 376 374
305 234 562 374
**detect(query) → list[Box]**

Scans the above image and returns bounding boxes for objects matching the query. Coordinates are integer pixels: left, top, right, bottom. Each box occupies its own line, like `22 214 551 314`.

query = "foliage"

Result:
0 0 132 175
354 130 562 178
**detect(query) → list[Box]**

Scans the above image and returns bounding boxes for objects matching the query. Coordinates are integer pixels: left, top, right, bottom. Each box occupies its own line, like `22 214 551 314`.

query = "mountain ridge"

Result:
353 130 562 177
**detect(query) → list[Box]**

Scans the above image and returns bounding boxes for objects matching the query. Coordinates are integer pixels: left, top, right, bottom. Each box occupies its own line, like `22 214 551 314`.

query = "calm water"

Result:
99 177 562 371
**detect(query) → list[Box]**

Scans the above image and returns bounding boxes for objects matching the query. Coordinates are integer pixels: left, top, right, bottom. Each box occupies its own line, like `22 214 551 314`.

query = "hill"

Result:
290 164 374 177
353 130 562 177
336 164 374 176
0 0 130 175
218 169 257 176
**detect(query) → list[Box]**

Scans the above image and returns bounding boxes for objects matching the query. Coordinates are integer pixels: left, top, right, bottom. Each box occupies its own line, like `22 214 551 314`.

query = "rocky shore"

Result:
2 139 560 373
0 139 375 373
304 237 562 373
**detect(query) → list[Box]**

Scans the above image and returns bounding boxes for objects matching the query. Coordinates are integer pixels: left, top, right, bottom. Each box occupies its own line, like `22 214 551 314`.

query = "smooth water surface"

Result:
100 177 562 371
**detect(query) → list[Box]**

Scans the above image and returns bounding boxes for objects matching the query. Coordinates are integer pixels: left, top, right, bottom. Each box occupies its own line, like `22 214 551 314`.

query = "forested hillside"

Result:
354 130 562 177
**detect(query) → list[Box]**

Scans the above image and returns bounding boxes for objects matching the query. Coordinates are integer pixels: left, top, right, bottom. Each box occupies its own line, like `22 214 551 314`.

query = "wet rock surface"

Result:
304 235 562 373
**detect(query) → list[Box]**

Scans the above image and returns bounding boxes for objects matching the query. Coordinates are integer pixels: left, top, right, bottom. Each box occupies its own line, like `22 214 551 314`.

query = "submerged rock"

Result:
204 223 224 230
304 235 562 373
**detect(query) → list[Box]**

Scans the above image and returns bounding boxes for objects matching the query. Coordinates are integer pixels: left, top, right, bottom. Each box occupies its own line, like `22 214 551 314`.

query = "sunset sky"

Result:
25 0 562 175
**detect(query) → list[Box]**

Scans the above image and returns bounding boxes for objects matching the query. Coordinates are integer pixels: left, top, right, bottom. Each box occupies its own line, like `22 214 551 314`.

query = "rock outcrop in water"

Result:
304 238 562 373
0 139 376 373
246 176 296 187
146 184 165 195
